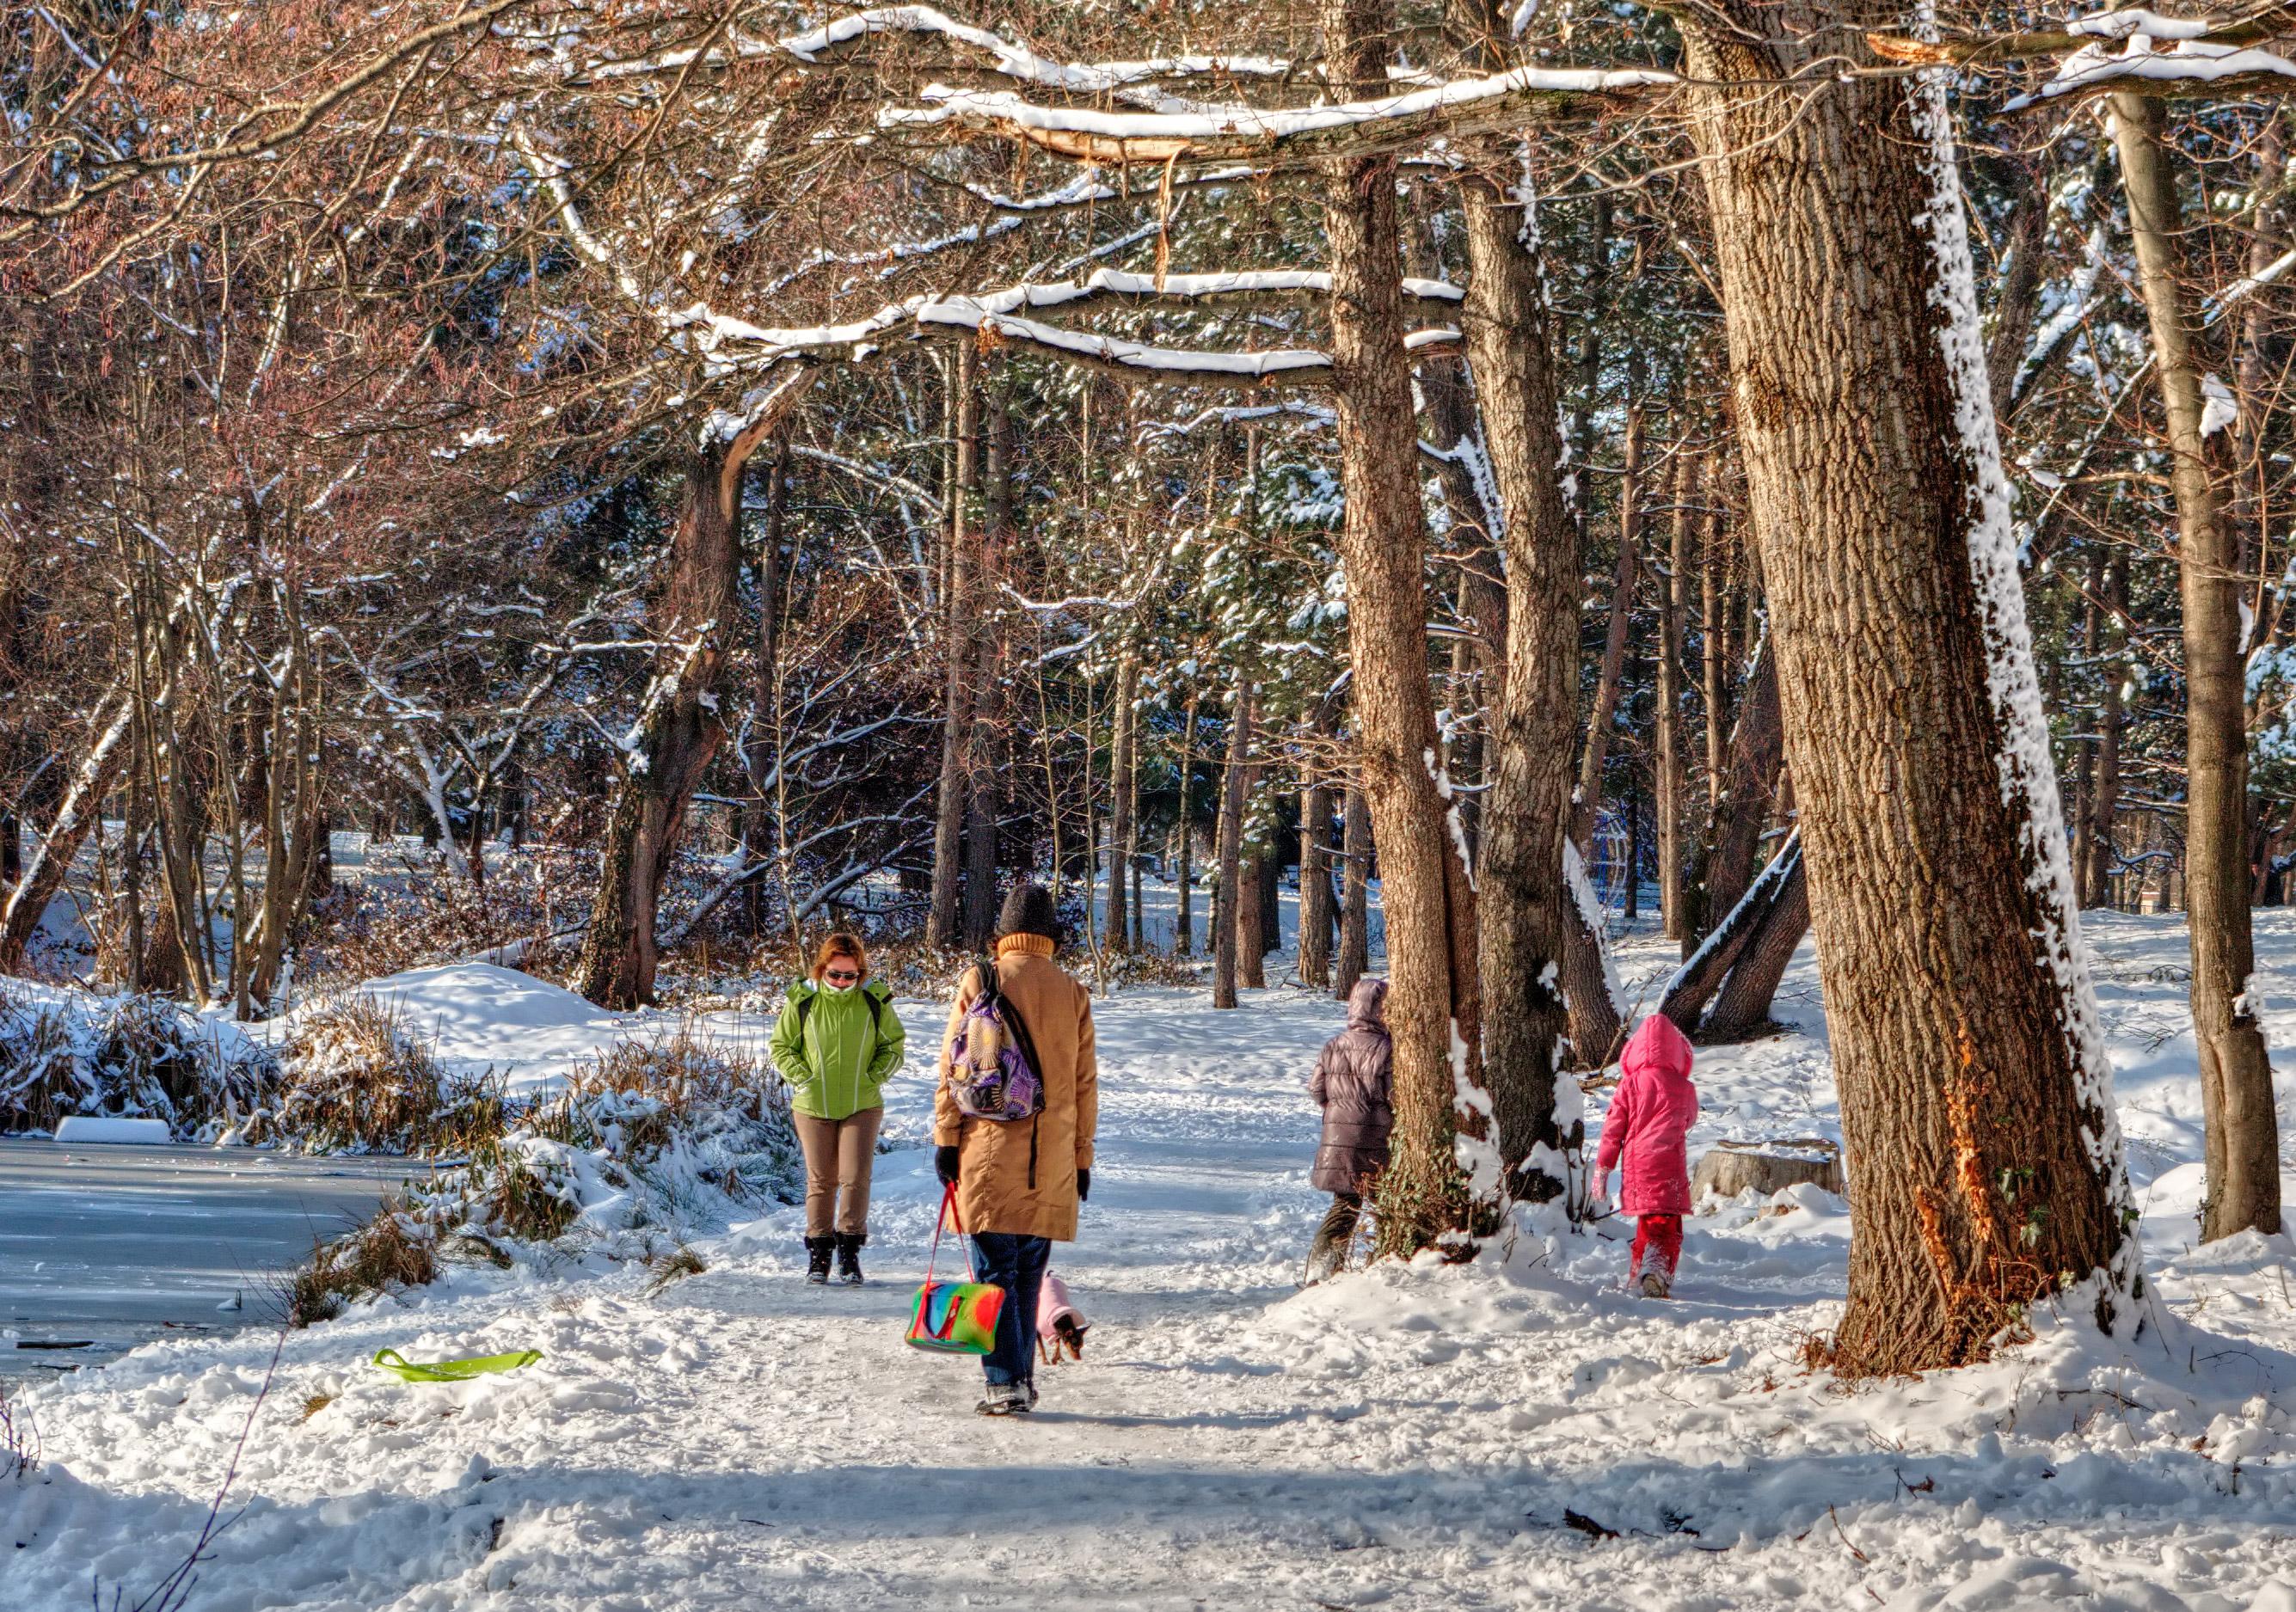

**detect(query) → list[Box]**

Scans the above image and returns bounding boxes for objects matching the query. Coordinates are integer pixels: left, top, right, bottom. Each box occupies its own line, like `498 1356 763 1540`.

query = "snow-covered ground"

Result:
6 910 2296 1610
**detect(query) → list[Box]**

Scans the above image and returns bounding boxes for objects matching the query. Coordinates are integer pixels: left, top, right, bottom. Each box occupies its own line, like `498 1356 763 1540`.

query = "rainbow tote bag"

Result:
906 1184 1006 1356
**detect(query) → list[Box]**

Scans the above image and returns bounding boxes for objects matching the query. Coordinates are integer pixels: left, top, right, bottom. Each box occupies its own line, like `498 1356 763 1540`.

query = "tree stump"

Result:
1691 1140 1845 1203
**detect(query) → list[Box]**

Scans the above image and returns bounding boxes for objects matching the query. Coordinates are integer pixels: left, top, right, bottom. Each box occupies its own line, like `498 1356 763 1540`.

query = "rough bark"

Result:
1657 451 1697 944
1661 827 1799 1033
1572 405 1643 853
928 348 981 950
1700 843 1812 1043
571 379 808 1006
1453 131 1583 1197
1679 13 2137 1372
2110 94 2281 1241
1323 0 1481 1254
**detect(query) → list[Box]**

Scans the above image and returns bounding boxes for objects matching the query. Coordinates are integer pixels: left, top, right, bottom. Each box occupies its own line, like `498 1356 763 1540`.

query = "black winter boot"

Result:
835 1233 866 1286
804 1236 834 1284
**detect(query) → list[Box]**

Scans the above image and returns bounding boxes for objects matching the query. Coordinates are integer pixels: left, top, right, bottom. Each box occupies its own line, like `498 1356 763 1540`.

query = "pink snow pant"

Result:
1631 1214 1683 1283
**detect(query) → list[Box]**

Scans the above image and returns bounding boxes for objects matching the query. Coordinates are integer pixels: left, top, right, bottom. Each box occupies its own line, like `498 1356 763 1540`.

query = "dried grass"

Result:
253 995 506 1155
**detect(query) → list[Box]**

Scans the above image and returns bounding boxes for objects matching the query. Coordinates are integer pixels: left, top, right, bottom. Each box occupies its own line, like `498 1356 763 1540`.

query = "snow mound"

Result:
298 963 636 1093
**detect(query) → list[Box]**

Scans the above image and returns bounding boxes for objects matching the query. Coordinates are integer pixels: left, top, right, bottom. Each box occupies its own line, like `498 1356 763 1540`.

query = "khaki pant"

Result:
794 1107 883 1238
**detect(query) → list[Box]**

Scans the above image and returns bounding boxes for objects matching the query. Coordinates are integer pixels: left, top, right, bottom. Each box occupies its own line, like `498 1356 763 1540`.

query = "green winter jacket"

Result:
770 978 906 1120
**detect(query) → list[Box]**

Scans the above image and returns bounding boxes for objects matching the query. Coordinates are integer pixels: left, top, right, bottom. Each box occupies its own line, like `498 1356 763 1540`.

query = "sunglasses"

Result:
824 969 862 983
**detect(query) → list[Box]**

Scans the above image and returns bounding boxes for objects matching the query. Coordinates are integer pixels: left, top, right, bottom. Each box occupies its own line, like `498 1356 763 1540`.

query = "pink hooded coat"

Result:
1594 1015 1700 1216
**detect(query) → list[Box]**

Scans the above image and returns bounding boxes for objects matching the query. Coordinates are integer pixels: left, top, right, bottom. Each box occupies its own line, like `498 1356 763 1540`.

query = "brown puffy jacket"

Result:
934 934 1099 1241
1310 978 1393 1194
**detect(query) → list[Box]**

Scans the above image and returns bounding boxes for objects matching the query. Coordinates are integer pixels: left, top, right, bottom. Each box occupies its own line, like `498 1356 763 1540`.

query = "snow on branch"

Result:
544 3 1290 115
881 62 1676 166
784 5 1291 107
1866 3 2296 102
674 269 1465 391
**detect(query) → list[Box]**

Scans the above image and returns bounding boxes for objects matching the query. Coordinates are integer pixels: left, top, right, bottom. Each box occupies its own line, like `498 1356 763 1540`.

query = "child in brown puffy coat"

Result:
1304 977 1392 1284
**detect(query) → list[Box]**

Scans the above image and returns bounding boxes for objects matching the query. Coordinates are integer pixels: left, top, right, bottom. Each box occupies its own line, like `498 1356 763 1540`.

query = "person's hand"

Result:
936 1144 961 1186
1076 1167 1091 1204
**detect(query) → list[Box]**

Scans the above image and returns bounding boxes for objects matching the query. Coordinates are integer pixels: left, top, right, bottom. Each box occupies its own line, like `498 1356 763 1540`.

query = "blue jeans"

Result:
972 1232 1052 1387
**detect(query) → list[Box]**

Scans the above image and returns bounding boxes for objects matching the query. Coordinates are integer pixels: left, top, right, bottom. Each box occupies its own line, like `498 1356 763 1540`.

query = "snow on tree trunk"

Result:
1454 144 1581 1199
1321 0 1482 1256
572 381 808 1009
1678 15 2139 1372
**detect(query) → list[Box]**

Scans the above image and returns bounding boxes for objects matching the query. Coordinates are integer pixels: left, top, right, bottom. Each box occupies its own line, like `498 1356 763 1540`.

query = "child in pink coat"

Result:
1592 1014 1700 1297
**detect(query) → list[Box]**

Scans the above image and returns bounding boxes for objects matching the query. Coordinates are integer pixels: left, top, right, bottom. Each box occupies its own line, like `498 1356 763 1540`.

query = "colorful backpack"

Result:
948 956 1045 1122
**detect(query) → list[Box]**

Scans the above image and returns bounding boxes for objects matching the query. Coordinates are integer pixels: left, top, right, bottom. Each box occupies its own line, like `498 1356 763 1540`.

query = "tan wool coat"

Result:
934 934 1099 1241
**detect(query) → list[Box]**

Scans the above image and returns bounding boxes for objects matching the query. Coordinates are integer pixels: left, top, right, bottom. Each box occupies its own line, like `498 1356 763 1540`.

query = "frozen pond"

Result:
0 1140 439 1378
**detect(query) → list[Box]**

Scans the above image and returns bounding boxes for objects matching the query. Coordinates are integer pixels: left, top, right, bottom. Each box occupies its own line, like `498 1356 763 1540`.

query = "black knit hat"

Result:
996 883 1061 943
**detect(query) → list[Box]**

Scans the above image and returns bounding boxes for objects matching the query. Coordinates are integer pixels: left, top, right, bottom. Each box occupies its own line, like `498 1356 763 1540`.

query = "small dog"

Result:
1036 1270 1090 1364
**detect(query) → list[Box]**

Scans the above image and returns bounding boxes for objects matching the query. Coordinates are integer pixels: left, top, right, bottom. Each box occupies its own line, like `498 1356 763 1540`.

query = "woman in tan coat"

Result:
934 884 1098 1415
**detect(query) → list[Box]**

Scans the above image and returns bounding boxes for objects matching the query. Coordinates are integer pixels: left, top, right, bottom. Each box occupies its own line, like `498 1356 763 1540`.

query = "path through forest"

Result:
7 918 2296 1609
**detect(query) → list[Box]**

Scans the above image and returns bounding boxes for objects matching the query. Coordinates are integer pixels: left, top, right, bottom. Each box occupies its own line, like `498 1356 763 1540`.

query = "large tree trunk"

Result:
1212 678 1251 1009
2110 95 2281 1241
1452 120 1582 1197
1323 0 1482 1252
1572 405 1643 853
1335 777 1370 999
1680 15 2137 1372
572 382 807 1008
928 349 981 950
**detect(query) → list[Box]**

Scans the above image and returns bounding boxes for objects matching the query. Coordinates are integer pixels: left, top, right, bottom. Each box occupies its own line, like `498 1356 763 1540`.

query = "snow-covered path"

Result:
9 945 2296 1611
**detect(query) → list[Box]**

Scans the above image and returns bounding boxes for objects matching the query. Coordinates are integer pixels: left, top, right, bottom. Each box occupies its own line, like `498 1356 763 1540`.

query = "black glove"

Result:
936 1144 961 1186
1077 1167 1090 1204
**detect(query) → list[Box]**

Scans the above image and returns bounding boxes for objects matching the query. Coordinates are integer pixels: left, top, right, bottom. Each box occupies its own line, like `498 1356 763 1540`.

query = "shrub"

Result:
284 1021 798 1324
282 1196 439 1327
251 995 505 1155
0 984 279 1138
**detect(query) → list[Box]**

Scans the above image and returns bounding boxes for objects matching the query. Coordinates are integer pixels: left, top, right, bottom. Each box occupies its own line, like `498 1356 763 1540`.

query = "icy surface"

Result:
48 1118 172 1145
6 910 2295 1609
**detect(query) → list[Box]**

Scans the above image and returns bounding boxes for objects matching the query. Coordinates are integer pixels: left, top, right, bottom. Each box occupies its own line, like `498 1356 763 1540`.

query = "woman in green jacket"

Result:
770 931 907 1284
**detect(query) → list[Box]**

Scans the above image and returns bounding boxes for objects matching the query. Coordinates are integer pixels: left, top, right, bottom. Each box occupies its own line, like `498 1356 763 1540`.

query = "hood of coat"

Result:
1621 1013 1694 1082
1346 977 1390 1031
